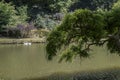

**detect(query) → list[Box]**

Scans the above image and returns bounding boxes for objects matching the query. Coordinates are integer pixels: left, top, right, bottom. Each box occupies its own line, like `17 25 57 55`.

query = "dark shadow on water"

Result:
21 67 120 80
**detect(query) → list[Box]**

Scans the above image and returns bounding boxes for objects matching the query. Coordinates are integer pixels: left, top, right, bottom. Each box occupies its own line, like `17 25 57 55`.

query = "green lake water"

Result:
0 44 120 80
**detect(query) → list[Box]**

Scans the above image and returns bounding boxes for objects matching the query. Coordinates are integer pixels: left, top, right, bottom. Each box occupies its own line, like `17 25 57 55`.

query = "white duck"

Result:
24 42 32 45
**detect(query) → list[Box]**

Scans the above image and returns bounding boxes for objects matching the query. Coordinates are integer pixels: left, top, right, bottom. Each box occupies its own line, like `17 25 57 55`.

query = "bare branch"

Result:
85 39 108 51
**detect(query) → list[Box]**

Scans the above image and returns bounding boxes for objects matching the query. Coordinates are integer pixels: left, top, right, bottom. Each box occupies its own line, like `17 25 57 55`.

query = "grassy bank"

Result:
0 37 46 44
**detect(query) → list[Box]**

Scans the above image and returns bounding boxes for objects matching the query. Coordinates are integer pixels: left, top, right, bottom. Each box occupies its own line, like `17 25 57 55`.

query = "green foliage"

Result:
46 9 106 61
5 0 46 6
49 0 76 12
16 6 28 24
0 1 16 31
70 0 117 11
105 4 120 54
9 6 28 26
34 14 58 30
92 0 117 10
37 29 49 38
0 1 29 38
9 0 76 13
106 8 120 34
112 0 120 9
47 2 120 62
0 1 28 31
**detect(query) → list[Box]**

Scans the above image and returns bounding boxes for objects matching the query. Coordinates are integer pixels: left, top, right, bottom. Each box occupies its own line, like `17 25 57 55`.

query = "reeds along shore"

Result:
23 67 120 80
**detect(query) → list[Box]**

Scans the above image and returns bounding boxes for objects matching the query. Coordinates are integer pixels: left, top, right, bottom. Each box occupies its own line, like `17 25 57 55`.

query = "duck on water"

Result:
23 42 32 45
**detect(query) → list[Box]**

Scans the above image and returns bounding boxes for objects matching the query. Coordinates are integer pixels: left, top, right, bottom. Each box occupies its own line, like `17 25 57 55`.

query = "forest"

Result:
0 0 118 38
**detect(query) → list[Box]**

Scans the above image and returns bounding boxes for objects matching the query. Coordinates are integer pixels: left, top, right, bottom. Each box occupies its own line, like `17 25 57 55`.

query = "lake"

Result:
0 44 120 80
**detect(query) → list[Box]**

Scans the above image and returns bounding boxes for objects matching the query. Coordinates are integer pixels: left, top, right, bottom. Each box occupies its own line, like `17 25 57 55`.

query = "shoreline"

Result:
22 67 120 80
0 38 46 44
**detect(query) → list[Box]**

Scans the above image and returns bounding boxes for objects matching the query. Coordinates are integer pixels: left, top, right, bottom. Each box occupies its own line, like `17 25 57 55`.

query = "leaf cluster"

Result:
46 9 106 62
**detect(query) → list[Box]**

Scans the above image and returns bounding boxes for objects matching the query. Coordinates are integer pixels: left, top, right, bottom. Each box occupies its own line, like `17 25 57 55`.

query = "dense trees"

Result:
46 3 120 62
0 1 16 31
0 1 29 37
0 0 76 37
3 0 76 13
106 3 120 54
0 0 117 31
0 2 28 26
70 0 117 11
0 0 119 38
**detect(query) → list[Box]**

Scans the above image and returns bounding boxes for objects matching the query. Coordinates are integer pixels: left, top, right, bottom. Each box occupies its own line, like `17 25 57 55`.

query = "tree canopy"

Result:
69 0 117 11
46 6 120 62
0 1 16 31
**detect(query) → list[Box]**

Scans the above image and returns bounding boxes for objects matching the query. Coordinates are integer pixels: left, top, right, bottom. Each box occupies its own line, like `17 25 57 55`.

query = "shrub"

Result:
0 1 16 32
9 6 29 26
8 23 35 38
48 0 76 13
34 14 58 30
0 1 29 35
37 29 50 38
8 27 21 38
